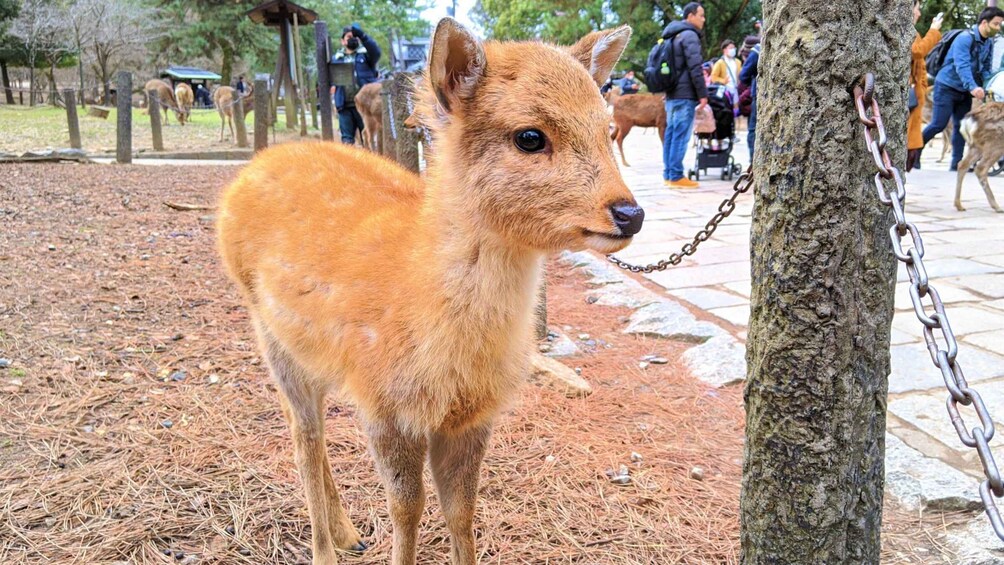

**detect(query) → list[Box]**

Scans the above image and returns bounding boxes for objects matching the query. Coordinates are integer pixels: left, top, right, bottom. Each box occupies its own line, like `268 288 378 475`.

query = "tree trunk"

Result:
221 42 234 88
740 1 911 563
1 59 13 105
78 54 86 108
28 66 36 106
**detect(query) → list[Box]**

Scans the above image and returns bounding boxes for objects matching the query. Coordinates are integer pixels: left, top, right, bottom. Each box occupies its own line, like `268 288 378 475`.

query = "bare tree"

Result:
10 0 61 105
84 0 150 105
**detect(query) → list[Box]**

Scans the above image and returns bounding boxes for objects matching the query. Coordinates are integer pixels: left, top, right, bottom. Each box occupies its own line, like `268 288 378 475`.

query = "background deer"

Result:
954 101 1004 212
216 18 642 565
213 85 254 142
610 93 666 167
175 82 194 118
354 81 383 152
144 78 188 125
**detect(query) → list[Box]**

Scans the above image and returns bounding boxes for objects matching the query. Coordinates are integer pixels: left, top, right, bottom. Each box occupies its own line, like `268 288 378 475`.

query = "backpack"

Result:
925 29 977 79
643 29 691 93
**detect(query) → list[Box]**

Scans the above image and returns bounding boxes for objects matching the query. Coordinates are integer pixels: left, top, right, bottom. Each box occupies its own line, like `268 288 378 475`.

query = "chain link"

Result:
606 167 755 272
854 73 1004 541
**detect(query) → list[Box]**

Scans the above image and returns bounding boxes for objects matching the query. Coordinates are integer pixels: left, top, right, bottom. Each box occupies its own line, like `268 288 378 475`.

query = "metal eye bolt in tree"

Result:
741 1 912 563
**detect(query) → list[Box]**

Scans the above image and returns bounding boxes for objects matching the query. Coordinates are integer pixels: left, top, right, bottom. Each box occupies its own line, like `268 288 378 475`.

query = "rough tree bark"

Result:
1 59 13 104
741 1 912 563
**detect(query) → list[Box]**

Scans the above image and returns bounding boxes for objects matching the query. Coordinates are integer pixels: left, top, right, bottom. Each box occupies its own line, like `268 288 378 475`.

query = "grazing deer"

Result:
354 81 383 152
213 85 254 142
954 101 1004 212
144 79 187 125
216 18 642 565
175 82 194 118
610 93 666 167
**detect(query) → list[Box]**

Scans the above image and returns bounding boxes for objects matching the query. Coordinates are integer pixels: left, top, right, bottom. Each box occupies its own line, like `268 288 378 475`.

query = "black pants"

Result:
338 106 364 144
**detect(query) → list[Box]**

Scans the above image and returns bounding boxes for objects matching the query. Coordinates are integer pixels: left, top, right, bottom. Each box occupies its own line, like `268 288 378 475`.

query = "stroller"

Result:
688 85 743 181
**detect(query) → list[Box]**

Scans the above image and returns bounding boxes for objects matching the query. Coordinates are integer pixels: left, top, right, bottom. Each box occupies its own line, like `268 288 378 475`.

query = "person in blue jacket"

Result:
332 23 382 144
922 7 1003 171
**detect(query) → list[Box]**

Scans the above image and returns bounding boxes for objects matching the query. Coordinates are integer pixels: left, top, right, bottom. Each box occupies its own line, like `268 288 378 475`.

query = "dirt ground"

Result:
0 162 973 564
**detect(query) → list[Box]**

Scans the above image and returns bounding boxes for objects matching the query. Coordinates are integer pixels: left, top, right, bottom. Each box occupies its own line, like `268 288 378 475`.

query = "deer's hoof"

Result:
955 203 966 212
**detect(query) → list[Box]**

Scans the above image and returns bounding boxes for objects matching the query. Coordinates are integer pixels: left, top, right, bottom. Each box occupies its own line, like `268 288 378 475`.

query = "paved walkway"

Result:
612 127 1004 561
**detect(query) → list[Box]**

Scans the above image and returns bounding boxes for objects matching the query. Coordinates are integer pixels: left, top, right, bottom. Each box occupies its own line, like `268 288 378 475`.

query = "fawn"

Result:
955 101 1004 212
216 18 643 565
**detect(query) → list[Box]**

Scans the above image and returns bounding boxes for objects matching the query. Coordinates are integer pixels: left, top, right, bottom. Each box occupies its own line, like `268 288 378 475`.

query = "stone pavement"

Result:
608 127 1004 562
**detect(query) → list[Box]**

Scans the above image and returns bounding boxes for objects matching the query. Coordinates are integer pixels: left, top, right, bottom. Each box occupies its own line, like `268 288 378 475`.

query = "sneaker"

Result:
665 177 699 189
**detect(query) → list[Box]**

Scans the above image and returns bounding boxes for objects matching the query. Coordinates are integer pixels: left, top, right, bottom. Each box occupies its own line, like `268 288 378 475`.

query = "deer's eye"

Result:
514 129 547 153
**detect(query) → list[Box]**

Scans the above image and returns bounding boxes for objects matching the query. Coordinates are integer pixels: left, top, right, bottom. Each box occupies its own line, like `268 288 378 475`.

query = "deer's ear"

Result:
427 17 485 113
568 26 632 87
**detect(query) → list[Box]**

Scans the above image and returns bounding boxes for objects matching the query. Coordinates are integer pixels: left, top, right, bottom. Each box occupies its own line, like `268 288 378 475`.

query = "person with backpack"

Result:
921 7 1004 171
739 38 761 161
645 2 708 189
907 1 943 171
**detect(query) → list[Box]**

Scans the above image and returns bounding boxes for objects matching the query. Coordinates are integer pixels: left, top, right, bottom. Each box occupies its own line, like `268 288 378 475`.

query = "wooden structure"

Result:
246 0 317 132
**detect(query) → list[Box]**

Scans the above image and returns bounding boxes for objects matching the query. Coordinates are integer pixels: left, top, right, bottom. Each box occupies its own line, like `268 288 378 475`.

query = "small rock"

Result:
690 466 705 481
641 354 657 361
574 367 582 375
585 296 599 304
225 525 236 535
44 517 56 527
169 371 186 382
538 344 552 353
82 425 94 434
577 333 590 340
140 254 151 261
639 362 650 370
163 548 173 556
584 340 596 347
47 244 56 251
545 455 556 463
0 359 11 369
649 357 669 365
171 333 184 341
239 548 252 556
208 374 220 385
161 419 174 429
10 378 23 387
607 465 631 485
174 551 185 560
547 330 559 339
631 452 643 463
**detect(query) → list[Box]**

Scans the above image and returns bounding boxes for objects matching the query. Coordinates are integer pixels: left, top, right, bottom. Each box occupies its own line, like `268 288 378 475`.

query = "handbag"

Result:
693 104 716 134
908 85 918 112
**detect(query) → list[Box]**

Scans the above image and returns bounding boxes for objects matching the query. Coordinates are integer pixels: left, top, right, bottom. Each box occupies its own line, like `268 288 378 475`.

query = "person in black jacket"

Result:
661 2 709 190
739 41 760 162
333 23 382 144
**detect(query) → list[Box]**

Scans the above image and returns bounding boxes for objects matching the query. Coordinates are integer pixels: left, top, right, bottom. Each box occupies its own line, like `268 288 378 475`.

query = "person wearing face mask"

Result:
921 7 1004 171
710 39 741 116
332 23 382 145
906 1 942 172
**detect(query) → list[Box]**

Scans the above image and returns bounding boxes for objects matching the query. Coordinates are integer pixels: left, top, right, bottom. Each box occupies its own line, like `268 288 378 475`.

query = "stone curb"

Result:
558 250 746 388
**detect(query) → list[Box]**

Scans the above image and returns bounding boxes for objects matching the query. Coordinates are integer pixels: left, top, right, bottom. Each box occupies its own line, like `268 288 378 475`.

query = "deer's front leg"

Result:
365 418 428 565
429 422 492 565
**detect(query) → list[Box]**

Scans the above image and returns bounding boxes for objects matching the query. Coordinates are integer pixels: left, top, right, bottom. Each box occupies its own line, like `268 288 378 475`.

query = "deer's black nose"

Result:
610 201 644 236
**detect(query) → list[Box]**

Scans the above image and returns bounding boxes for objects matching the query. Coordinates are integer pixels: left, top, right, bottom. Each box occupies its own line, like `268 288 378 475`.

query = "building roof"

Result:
246 0 318 26
161 66 222 81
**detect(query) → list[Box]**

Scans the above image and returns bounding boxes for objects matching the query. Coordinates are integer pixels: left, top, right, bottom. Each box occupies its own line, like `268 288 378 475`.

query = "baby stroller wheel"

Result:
688 169 695 180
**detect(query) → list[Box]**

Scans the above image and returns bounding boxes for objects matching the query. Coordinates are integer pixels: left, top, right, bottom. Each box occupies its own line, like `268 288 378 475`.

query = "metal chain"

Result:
606 166 755 272
854 72 1004 541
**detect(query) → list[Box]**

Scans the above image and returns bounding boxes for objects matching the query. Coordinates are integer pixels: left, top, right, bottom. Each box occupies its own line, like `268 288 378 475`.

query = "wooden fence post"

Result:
254 79 269 152
233 95 249 149
63 89 81 150
116 71 131 164
314 21 334 141
147 89 164 151
390 73 420 173
380 86 396 158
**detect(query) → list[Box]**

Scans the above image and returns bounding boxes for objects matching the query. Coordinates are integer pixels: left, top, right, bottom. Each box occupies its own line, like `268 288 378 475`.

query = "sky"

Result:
422 0 481 33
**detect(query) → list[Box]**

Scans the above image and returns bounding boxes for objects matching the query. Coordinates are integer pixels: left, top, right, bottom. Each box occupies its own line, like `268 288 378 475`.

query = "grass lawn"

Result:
0 104 322 155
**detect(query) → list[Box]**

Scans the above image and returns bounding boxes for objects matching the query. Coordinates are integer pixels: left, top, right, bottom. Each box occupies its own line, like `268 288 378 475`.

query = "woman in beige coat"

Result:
908 0 943 171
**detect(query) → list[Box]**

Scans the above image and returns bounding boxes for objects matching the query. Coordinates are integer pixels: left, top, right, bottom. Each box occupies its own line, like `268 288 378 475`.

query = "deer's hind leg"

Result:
429 422 492 565
975 145 1004 212
954 147 981 212
257 321 364 565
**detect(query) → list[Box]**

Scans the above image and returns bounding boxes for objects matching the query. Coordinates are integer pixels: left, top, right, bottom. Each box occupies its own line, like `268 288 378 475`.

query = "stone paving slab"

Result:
889 341 1004 393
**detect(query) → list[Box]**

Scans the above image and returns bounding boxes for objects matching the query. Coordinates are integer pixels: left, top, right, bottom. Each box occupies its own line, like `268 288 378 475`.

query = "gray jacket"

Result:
661 21 708 101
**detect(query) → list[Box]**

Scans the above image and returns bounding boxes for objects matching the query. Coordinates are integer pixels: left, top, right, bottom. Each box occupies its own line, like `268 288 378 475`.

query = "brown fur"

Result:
610 93 666 167
954 101 1004 212
174 82 194 116
213 85 254 143
144 79 187 125
216 19 639 565
354 82 383 152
